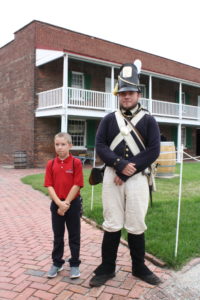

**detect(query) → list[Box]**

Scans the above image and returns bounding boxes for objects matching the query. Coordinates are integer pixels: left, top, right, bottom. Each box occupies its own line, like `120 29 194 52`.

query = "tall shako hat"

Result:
113 59 142 95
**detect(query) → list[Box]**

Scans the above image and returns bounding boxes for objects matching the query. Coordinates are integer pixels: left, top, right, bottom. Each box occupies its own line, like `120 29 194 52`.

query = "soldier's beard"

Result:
120 103 138 111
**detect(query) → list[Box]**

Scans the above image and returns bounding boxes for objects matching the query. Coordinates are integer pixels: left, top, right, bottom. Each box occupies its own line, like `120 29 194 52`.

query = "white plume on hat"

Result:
133 59 142 74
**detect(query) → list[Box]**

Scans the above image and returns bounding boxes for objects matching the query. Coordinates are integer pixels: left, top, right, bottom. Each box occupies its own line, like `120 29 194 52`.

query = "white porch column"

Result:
111 66 116 111
61 54 68 132
148 75 153 113
177 83 182 162
61 115 68 132
177 123 182 163
179 83 182 119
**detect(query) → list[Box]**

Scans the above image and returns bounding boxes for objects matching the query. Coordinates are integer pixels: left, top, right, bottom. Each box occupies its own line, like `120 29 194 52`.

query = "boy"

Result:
44 132 84 279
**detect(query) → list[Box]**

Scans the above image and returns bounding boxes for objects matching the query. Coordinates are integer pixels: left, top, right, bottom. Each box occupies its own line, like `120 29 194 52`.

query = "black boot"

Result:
89 230 121 287
128 233 161 285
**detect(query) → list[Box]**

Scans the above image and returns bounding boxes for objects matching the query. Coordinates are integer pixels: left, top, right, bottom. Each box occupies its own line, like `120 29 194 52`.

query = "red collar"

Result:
56 154 72 163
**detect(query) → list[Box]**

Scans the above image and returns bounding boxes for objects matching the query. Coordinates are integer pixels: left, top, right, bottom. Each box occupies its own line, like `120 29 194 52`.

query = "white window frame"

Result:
71 71 84 89
181 126 186 148
105 77 117 93
68 119 86 149
182 92 186 113
140 84 146 98
182 92 186 104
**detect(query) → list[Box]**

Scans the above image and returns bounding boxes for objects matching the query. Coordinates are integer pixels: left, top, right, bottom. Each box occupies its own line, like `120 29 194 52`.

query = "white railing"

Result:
37 87 200 121
182 104 200 120
152 99 180 118
38 87 62 108
68 87 113 110
140 98 180 118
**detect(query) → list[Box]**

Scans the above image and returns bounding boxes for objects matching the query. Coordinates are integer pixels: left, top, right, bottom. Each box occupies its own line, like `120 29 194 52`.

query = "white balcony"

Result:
36 87 200 122
37 87 116 111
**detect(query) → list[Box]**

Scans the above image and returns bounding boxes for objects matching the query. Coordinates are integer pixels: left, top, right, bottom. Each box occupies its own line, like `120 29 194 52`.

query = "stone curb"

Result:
82 215 167 268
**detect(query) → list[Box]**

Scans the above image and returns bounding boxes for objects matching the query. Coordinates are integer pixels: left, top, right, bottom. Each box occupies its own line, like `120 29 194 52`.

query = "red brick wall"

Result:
36 58 112 94
34 21 200 84
36 58 63 93
34 117 60 167
152 78 179 101
69 60 111 92
0 23 36 166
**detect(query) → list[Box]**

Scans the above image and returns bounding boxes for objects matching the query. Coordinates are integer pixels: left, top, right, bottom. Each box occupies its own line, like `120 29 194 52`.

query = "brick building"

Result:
0 20 200 167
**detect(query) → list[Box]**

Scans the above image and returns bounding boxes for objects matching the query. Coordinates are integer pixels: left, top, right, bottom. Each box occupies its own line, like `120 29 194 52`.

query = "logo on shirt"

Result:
65 169 73 174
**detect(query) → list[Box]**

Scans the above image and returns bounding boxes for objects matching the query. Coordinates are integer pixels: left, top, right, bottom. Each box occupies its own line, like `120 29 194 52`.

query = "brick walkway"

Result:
1 165 197 300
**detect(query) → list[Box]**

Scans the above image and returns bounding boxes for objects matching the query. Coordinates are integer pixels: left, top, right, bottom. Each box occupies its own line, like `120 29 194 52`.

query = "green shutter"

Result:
186 127 192 148
171 126 178 147
185 92 190 104
68 71 72 87
84 74 91 90
86 120 96 148
146 86 149 98
175 91 179 103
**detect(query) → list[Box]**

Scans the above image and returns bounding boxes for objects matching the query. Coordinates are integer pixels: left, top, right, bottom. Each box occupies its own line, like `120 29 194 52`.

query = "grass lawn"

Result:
21 162 200 269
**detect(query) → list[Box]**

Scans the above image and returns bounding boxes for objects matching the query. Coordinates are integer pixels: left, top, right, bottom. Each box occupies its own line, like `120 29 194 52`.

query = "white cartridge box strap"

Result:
110 109 147 154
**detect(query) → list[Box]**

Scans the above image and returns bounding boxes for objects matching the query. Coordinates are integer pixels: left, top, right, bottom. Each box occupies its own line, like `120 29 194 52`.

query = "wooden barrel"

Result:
156 142 176 177
14 151 27 169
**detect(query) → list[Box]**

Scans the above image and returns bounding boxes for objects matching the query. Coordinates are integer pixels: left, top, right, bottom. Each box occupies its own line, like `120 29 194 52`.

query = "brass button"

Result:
125 154 129 157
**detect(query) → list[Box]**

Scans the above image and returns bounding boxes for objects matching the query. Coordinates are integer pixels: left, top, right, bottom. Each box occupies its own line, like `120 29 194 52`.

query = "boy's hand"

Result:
57 207 66 216
57 202 70 216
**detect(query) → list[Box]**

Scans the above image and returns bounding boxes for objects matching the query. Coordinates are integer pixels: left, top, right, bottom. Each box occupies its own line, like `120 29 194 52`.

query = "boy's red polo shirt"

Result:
44 154 84 199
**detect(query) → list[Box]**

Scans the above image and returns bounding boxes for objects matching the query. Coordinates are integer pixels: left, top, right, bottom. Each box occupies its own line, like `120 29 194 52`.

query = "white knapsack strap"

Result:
110 110 147 154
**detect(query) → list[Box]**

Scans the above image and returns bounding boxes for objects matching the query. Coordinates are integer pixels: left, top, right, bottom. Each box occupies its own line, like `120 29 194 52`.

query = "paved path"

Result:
0 165 200 300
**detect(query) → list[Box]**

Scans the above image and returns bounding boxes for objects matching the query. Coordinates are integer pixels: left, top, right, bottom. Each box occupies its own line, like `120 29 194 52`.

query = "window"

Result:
182 92 186 104
68 120 86 148
70 72 85 101
105 77 117 93
140 85 146 98
71 72 84 89
182 92 186 113
181 127 186 147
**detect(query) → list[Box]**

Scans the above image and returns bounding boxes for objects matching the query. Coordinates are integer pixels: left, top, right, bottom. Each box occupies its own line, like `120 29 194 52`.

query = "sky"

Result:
0 0 199 68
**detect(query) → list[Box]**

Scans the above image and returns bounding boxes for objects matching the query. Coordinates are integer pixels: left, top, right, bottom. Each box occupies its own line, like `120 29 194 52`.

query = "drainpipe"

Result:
148 75 152 114
61 53 68 132
177 83 182 163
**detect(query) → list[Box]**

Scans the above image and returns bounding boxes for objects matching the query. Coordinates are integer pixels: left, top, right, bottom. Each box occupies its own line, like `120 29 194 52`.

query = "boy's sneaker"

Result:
70 266 80 279
47 265 63 278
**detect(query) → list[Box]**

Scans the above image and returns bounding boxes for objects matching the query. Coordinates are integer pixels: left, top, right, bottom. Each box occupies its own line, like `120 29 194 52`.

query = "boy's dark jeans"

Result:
50 196 81 268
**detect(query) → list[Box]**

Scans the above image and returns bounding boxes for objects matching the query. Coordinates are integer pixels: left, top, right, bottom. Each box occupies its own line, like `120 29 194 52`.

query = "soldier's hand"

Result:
114 175 124 185
122 163 136 176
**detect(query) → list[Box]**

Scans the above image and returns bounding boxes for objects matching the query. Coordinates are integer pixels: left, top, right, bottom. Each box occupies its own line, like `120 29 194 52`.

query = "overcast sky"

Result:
1 0 199 68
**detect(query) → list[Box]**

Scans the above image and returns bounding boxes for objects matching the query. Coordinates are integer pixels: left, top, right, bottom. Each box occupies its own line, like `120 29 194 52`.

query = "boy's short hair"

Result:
54 132 72 144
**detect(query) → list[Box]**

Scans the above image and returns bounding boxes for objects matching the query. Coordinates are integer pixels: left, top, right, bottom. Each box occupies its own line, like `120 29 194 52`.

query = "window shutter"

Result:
84 74 91 90
68 71 72 87
186 127 192 148
185 92 190 104
146 86 149 98
86 120 96 148
175 91 179 103
171 126 178 147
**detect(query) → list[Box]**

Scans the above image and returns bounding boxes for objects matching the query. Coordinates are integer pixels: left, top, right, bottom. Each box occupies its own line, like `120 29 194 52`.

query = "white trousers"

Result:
102 167 149 234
